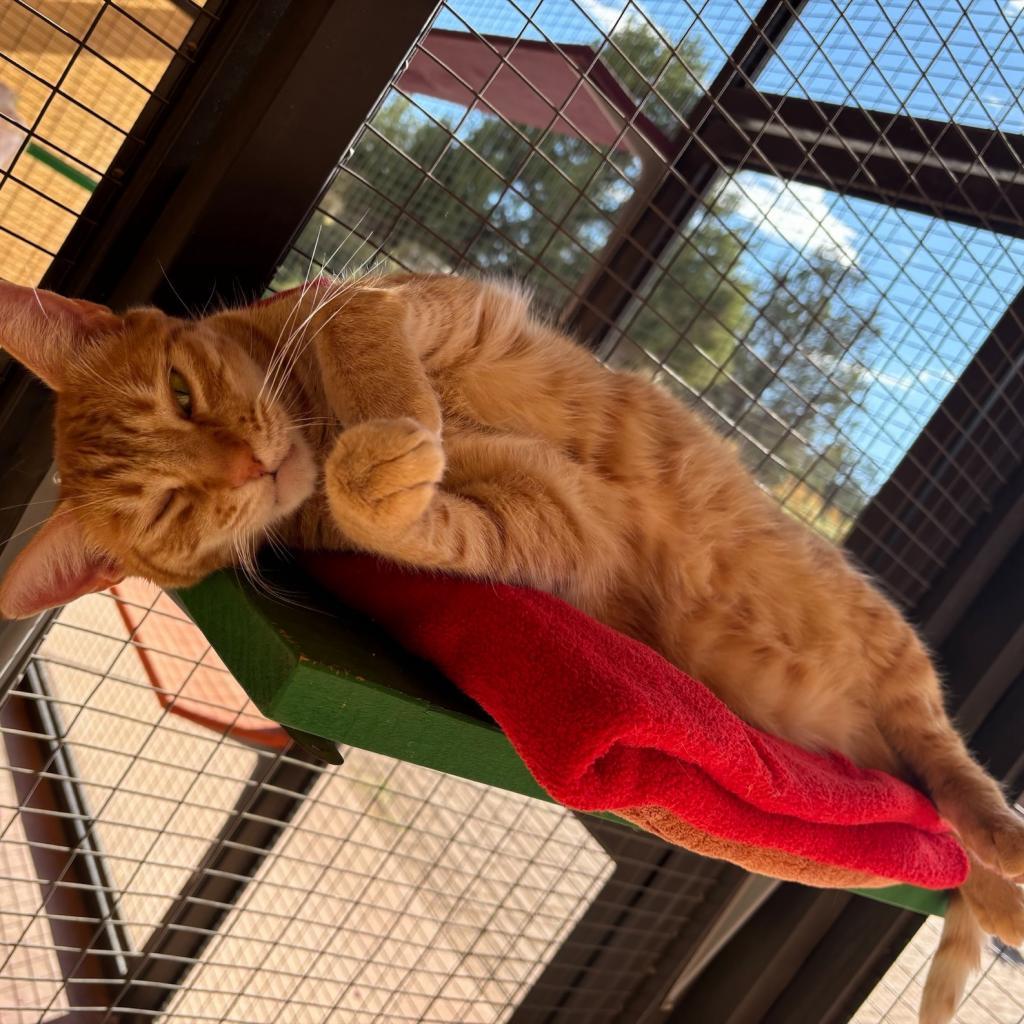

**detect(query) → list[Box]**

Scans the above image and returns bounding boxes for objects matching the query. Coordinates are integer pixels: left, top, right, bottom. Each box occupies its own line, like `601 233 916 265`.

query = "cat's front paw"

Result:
325 418 444 544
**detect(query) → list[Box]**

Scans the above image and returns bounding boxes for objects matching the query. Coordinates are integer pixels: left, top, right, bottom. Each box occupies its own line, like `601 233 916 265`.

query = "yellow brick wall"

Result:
0 1 196 284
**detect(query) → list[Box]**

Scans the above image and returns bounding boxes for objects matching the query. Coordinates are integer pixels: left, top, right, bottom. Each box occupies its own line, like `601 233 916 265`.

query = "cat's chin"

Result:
270 440 316 517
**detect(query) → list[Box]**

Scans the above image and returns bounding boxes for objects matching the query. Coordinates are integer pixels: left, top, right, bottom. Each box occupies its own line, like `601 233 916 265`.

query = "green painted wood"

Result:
177 567 549 803
176 566 950 918
26 142 97 192
852 884 948 918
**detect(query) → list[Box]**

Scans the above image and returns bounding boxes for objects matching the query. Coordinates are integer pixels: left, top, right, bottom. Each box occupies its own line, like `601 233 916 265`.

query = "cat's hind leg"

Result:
961 856 1024 946
875 635 1024 878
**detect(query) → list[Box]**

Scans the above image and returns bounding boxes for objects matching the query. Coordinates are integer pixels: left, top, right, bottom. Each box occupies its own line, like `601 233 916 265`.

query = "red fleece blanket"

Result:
303 553 968 889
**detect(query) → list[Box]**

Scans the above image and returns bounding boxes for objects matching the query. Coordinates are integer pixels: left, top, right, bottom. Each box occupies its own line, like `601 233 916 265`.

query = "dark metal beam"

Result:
665 886 851 1023
912 458 1024 651
759 896 923 1024
112 747 323 1021
845 286 1024 611
1 664 131 1023
969 668 1024 798
935 527 1024 735
507 817 744 1024
707 88 1024 239
48 0 440 315
564 0 809 349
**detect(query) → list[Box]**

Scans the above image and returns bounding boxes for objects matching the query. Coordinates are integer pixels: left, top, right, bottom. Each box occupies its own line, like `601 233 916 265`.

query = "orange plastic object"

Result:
110 579 290 751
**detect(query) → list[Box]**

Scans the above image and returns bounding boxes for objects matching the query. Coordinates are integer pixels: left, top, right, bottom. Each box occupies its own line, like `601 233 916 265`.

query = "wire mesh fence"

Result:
3 0 1024 1022
853 914 1024 1024
1 583 620 1021
275 0 1024 604
0 0 214 286
270 0 1024 1018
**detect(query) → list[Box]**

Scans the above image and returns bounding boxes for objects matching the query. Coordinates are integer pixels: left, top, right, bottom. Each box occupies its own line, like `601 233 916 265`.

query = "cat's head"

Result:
0 283 317 618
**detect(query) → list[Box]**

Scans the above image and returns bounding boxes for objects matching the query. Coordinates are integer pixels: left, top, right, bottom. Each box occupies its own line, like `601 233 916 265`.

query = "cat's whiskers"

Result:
261 278 347 411
266 255 372 411
257 222 361 407
263 525 291 563
1 493 120 548
258 214 372 407
230 528 315 612
70 356 138 403
0 495 78 514
265 291 357 412
286 419 335 429
257 224 326 403
30 287 49 318
157 260 192 318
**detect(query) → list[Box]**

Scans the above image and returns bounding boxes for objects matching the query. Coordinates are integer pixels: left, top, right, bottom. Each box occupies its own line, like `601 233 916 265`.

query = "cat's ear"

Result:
0 281 121 390
0 505 124 619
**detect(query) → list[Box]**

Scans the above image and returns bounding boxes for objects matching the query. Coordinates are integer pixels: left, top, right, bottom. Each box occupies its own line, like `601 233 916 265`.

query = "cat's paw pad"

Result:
958 809 1024 879
326 418 443 538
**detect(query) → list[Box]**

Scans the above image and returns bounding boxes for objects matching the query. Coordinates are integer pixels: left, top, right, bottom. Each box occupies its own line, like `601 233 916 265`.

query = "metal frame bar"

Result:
508 816 747 1024
845 285 1024 610
564 0 810 348
112 747 323 1021
1 663 131 1023
47 0 443 315
706 88 1024 239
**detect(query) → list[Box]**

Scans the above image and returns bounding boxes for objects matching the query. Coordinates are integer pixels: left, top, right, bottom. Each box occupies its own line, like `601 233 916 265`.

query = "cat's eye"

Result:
152 490 177 526
169 368 193 418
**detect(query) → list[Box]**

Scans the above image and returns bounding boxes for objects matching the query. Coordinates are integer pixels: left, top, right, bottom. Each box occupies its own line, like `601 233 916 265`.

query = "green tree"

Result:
705 253 881 529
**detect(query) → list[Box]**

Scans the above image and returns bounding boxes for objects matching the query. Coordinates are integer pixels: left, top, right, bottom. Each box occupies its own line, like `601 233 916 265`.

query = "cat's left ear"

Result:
0 504 125 619
0 281 121 390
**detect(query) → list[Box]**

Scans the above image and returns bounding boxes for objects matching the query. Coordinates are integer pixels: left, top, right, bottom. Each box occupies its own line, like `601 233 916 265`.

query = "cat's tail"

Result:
919 890 982 1024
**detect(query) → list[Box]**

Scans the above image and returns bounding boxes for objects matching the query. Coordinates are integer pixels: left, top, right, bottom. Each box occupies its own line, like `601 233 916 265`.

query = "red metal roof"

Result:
398 28 672 158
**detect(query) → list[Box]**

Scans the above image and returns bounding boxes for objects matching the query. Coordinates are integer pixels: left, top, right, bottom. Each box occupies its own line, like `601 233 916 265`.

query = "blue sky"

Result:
407 0 1024 496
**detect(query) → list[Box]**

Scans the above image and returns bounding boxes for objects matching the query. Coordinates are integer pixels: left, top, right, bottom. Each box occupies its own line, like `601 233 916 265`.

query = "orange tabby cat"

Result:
0 274 1022 1022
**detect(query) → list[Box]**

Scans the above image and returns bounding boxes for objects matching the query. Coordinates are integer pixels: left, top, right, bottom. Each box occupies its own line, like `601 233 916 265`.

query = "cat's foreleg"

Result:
312 288 443 435
323 421 615 591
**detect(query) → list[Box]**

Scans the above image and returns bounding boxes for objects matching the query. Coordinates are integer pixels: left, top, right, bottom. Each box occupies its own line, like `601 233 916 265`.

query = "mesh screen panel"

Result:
1 585 617 1021
274 0 1024 605
0 0 214 286
269 2 1024 1018
760 1 1024 132
853 914 1024 1024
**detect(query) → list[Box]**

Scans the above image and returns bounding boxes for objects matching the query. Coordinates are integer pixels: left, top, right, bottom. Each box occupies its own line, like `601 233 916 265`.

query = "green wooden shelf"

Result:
175 564 950 919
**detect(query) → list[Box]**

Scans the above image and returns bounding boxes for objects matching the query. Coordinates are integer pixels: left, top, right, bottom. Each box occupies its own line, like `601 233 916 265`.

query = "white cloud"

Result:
726 178 859 265
1005 0 1024 17
854 365 957 392
577 0 630 31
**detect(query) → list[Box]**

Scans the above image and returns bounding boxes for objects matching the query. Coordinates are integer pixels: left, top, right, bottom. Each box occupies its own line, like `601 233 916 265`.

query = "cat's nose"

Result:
225 446 269 487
